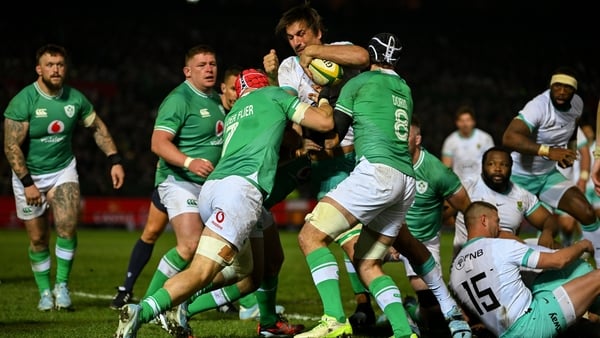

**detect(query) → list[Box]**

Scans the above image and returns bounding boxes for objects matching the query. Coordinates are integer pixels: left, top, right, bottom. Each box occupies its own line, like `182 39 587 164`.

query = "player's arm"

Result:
151 129 214 178
536 239 593 269
292 99 334 133
3 118 30 179
300 44 370 69
577 143 591 191
85 112 125 189
525 205 561 249
502 118 539 155
445 186 471 214
503 117 576 167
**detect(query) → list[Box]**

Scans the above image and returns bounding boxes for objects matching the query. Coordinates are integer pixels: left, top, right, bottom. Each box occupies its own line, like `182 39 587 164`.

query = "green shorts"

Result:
504 259 595 337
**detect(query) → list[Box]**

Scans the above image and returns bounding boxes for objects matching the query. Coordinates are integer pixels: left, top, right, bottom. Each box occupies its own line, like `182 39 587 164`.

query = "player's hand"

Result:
110 164 125 189
577 239 594 254
547 147 577 168
263 49 279 85
188 158 214 178
24 185 42 206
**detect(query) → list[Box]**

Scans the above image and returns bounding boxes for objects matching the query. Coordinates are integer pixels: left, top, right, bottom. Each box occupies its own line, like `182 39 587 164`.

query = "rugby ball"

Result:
308 58 343 86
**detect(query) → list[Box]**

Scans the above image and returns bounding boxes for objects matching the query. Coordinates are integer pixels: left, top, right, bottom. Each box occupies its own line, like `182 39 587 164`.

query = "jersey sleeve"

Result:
154 94 186 134
4 89 32 121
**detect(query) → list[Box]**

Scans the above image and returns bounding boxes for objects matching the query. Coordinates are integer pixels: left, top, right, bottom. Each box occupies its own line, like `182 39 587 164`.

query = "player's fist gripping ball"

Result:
308 58 344 86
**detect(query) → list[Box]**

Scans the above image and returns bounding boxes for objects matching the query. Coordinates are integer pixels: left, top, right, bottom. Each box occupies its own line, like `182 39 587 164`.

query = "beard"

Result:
550 95 572 111
41 76 63 92
482 172 510 193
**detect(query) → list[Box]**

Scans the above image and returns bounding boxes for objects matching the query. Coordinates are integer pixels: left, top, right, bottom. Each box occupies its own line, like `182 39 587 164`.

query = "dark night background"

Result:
1 0 598 197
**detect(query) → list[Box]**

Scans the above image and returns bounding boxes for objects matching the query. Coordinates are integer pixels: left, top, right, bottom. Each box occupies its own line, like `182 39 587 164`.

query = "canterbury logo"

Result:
35 109 48 118
186 199 198 207
199 108 211 118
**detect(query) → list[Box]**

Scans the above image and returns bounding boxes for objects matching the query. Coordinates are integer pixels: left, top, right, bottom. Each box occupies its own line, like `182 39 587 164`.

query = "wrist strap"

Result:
183 157 194 169
108 153 123 166
537 144 550 157
20 173 34 187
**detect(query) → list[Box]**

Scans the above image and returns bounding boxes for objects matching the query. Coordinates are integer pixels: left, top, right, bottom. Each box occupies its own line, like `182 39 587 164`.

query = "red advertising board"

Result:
0 196 315 230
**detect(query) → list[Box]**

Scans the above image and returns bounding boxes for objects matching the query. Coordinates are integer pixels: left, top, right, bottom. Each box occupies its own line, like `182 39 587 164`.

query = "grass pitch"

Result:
0 227 459 337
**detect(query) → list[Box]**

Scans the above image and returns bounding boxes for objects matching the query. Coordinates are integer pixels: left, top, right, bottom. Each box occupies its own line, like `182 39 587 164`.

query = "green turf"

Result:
0 228 458 337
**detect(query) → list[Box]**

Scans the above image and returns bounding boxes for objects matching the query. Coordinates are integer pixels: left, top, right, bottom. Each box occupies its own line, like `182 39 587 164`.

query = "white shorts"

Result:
12 158 79 220
157 175 203 219
198 176 263 250
326 159 415 238
399 234 441 277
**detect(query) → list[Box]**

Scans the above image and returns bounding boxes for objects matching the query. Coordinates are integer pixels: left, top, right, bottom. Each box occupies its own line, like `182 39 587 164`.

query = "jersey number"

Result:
459 272 501 315
222 122 239 155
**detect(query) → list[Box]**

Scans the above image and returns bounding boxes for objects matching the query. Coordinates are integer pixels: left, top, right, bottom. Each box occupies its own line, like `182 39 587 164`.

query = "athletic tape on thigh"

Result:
553 285 576 325
305 202 350 238
334 224 362 246
354 228 389 260
196 236 235 266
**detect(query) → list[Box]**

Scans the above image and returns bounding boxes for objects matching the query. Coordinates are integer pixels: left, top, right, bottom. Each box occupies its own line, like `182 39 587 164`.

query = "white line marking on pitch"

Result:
73 291 113 300
73 291 321 321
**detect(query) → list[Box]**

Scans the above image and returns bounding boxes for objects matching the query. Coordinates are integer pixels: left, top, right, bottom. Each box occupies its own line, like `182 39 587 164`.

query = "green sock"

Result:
257 275 278 327
188 282 214 303
370 275 413 338
144 248 188 298
187 284 242 317
55 235 77 284
29 247 51 293
238 292 257 308
342 252 368 294
307 247 345 323
140 288 172 323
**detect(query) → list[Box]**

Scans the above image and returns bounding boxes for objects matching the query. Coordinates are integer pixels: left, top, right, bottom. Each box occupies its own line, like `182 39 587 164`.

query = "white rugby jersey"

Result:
512 89 583 176
441 128 494 182
278 41 358 148
450 237 540 337
557 126 588 181
454 176 540 248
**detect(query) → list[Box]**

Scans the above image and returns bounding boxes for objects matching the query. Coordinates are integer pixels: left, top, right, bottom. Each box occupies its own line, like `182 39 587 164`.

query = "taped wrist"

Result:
108 153 123 166
20 173 34 187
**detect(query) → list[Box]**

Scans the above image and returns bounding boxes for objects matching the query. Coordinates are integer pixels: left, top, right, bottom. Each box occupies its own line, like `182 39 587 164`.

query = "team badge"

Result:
64 105 75 118
517 201 523 212
416 180 428 194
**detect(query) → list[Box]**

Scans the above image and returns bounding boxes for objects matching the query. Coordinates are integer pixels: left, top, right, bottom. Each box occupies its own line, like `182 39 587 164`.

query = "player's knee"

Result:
354 229 389 261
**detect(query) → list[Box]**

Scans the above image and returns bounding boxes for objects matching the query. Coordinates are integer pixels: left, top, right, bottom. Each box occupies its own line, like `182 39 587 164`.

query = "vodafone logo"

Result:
48 120 65 134
216 210 225 222
211 210 225 229
216 120 224 137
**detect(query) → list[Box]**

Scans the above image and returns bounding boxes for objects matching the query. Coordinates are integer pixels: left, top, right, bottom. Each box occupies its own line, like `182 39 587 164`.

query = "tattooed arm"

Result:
86 113 125 189
4 118 43 206
3 118 29 178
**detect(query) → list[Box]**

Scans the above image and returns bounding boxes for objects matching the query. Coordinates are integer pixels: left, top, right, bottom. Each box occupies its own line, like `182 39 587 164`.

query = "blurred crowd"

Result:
1 0 598 196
